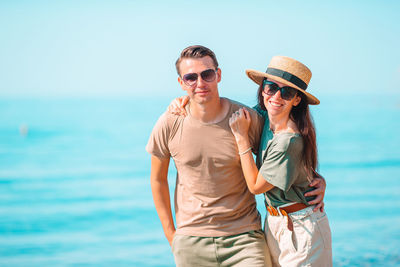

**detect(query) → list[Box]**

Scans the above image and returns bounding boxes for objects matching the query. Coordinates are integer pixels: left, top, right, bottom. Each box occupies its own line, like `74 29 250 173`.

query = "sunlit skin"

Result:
263 78 301 133
177 56 229 124
177 56 221 105
228 80 302 194
149 57 226 246
228 78 326 211
167 77 326 212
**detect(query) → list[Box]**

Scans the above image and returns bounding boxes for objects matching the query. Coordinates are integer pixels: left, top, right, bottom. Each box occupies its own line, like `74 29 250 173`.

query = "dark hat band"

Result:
266 68 308 90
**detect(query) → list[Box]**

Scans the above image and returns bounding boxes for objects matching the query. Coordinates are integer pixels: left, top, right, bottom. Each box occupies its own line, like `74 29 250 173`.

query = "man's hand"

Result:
166 229 176 246
167 96 189 116
304 177 326 212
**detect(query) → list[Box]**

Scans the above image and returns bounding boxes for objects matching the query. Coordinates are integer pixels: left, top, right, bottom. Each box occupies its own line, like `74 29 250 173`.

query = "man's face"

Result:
177 56 221 104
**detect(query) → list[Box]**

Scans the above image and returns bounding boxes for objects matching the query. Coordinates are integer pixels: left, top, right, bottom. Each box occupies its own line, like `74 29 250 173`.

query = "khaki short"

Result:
265 207 332 267
171 230 272 267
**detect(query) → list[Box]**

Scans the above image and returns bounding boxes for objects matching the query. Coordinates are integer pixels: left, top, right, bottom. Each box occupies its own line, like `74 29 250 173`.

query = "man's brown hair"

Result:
175 45 219 76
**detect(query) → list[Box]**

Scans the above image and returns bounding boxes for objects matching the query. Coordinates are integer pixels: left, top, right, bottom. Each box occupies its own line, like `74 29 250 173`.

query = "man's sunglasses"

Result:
263 80 298 101
182 68 217 86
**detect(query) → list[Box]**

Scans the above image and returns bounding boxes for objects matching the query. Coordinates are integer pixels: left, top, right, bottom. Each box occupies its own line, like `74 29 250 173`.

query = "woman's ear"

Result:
293 95 302 106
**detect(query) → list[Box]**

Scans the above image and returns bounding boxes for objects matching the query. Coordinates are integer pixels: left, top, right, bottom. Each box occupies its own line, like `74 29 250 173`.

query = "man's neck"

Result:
189 97 228 124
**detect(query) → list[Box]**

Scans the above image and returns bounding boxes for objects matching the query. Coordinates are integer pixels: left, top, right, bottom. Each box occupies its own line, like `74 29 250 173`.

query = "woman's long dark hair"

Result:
257 83 320 180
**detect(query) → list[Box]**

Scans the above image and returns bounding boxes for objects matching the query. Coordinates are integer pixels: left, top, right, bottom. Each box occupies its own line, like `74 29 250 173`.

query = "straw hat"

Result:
246 56 320 105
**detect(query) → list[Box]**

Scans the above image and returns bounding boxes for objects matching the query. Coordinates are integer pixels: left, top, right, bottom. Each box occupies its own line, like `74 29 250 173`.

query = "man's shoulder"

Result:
225 98 247 109
151 111 185 135
156 111 185 124
224 98 259 116
146 112 185 156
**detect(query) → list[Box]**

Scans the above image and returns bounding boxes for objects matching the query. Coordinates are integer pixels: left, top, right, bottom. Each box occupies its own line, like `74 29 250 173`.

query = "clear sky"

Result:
0 0 399 99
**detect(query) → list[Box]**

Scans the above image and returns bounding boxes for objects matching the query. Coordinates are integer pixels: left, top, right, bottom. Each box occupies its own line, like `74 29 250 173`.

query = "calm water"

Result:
1 93 400 266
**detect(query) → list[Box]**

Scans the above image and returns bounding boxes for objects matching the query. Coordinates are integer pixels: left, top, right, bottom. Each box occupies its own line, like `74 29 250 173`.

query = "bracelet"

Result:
238 147 252 155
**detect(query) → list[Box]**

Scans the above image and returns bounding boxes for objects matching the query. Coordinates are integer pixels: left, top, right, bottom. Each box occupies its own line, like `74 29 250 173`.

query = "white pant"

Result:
265 206 332 267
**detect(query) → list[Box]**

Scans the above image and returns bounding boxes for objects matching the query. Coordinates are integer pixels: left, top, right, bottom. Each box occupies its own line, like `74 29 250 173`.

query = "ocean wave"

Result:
321 159 400 169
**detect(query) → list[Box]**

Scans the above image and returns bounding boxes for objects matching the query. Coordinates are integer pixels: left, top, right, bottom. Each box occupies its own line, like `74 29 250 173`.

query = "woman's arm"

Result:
231 108 327 208
167 96 189 116
229 108 274 194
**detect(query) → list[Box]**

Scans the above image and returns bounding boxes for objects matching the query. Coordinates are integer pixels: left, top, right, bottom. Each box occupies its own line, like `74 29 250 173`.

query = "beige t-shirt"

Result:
146 98 264 237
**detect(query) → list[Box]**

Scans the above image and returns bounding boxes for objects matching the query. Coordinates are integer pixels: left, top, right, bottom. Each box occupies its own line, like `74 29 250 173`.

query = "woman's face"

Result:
263 78 301 118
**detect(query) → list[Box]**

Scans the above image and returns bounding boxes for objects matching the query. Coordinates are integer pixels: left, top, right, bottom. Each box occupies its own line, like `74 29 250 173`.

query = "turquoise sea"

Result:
1 93 400 266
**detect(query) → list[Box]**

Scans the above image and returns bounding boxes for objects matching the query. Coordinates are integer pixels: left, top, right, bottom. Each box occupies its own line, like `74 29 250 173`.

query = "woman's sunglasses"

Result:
263 80 298 101
182 68 217 86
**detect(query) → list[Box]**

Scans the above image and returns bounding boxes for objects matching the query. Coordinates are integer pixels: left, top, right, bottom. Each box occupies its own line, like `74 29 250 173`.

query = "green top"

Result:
253 105 314 207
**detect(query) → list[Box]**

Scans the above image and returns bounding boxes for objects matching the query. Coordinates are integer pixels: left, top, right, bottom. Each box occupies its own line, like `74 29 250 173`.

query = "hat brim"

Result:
246 69 320 105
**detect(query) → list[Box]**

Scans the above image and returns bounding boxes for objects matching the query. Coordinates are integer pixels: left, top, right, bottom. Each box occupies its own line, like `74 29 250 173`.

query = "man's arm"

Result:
150 155 175 246
304 177 326 212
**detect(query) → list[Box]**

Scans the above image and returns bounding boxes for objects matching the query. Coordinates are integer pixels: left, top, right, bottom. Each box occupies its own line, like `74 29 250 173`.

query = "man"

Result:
146 45 325 266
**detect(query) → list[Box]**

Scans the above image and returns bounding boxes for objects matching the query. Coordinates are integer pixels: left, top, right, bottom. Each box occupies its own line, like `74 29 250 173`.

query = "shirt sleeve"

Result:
258 135 303 192
145 112 171 158
247 108 264 153
252 104 268 118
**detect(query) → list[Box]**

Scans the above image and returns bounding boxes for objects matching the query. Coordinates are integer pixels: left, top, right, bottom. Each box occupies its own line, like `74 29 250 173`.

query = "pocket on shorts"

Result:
314 211 332 250
280 227 297 253
291 218 313 253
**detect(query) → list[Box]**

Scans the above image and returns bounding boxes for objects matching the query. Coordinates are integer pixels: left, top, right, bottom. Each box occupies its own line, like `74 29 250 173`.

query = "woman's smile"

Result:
268 100 283 108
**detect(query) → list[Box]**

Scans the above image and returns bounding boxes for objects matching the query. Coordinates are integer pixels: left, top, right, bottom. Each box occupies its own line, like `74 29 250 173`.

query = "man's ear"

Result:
178 77 189 92
178 77 185 88
216 68 222 83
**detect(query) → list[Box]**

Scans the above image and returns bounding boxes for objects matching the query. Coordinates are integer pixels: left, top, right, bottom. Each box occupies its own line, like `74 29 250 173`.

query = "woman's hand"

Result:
167 96 189 116
229 108 251 144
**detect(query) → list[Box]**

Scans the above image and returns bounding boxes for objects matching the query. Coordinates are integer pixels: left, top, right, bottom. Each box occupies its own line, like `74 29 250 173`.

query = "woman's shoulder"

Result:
271 132 303 153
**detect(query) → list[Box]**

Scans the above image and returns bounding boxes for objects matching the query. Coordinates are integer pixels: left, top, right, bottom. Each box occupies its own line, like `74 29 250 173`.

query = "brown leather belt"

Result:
266 203 308 231
266 203 308 217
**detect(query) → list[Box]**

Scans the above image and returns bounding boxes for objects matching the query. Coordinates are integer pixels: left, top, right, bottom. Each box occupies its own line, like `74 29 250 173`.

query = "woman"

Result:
229 56 332 266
